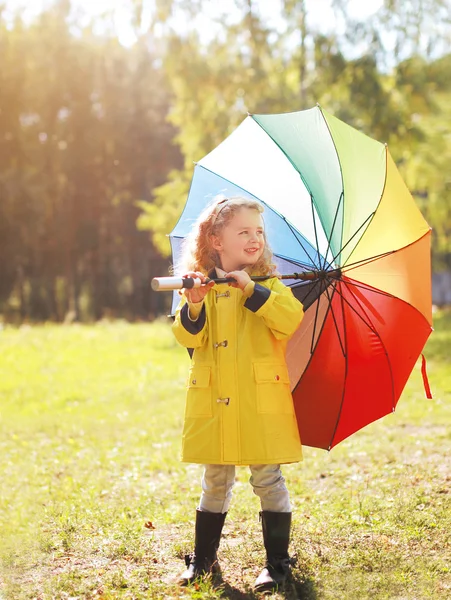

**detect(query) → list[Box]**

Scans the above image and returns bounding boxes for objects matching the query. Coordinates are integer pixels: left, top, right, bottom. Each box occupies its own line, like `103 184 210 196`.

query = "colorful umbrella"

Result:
169 105 433 450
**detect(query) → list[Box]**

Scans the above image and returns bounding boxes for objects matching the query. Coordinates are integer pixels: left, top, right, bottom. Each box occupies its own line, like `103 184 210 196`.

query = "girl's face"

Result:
211 207 265 272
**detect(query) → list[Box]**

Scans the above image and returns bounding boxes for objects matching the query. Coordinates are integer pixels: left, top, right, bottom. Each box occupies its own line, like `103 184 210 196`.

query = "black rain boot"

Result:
254 510 293 593
178 509 227 586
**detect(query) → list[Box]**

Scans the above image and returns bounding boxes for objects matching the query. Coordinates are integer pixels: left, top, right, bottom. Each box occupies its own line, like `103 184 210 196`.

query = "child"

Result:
171 196 304 592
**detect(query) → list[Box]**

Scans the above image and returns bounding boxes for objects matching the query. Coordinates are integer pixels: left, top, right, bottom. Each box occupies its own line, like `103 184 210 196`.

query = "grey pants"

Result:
198 463 292 513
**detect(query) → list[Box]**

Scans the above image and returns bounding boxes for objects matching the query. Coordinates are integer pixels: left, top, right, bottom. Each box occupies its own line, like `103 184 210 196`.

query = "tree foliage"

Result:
0 0 180 320
1 0 450 322
144 0 451 269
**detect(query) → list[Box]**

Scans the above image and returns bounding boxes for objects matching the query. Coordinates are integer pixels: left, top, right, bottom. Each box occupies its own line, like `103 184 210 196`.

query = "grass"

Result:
0 309 450 599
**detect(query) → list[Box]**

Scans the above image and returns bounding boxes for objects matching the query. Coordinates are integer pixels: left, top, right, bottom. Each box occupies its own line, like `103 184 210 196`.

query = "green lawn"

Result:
0 310 450 599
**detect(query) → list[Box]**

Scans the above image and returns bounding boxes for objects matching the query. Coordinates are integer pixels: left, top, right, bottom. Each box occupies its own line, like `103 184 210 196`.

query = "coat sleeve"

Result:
171 292 208 348
243 277 304 340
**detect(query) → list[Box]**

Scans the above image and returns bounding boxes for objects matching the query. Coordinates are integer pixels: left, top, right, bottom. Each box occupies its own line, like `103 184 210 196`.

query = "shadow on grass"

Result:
212 572 319 599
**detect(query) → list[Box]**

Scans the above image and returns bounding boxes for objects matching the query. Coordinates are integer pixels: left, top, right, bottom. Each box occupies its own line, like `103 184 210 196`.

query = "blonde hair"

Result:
172 195 279 278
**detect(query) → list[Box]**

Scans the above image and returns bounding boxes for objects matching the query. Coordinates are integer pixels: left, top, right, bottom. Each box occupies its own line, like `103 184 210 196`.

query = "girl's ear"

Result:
210 233 222 251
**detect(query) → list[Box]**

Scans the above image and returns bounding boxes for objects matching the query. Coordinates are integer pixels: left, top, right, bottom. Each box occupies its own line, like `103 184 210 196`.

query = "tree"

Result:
136 0 451 271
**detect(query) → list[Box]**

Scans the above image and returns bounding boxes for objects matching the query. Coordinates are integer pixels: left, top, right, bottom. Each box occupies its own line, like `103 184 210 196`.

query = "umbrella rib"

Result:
331 283 378 335
290 286 336 399
317 104 346 268
341 278 396 300
296 278 325 311
283 218 322 270
343 144 389 268
328 283 349 451
336 250 396 275
337 232 434 322
342 280 381 330
309 279 339 354
310 193 325 270
342 280 396 411
336 228 432 276
251 115 334 269
310 289 323 354
251 116 315 198
330 282 397 423
322 192 343 270
272 252 317 273
324 282 346 358
329 211 375 266
191 164 319 266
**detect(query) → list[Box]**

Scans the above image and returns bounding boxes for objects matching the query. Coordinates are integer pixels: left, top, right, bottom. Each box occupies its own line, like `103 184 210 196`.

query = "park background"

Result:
1 0 451 323
0 1 450 599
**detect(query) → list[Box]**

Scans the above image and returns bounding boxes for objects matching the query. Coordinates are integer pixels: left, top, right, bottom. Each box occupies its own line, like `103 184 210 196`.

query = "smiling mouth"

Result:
244 248 259 254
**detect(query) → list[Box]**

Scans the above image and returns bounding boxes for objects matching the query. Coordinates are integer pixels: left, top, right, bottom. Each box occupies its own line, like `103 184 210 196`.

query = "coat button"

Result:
275 375 280 381
192 379 196 384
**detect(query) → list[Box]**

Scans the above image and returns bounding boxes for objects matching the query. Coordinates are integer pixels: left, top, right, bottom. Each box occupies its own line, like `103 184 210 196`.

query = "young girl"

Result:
171 196 304 592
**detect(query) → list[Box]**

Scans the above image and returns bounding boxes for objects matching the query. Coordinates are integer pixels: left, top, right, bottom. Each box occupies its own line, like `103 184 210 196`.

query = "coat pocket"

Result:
185 365 212 418
253 362 293 414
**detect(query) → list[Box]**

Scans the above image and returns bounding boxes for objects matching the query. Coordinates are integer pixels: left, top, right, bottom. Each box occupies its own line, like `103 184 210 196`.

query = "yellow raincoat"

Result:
171 267 304 465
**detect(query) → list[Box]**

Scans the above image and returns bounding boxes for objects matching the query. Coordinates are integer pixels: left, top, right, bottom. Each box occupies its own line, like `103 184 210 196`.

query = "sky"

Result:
3 0 384 48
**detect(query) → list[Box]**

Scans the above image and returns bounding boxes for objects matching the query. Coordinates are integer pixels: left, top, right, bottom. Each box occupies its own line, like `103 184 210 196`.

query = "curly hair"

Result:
171 195 279 278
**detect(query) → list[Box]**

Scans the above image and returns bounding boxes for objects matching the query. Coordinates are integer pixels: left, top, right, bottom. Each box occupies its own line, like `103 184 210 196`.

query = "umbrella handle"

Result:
151 274 274 291
151 276 205 291
151 269 342 291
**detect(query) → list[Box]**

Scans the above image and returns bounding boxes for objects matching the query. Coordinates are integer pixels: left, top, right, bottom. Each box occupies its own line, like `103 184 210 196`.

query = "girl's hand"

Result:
182 271 215 303
225 270 251 291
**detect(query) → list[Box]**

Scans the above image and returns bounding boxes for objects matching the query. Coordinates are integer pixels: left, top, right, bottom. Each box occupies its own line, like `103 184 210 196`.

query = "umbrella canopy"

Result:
169 105 433 450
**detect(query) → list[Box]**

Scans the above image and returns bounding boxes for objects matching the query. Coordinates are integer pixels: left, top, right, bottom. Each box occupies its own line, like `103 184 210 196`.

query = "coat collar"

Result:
207 266 217 279
208 265 253 279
